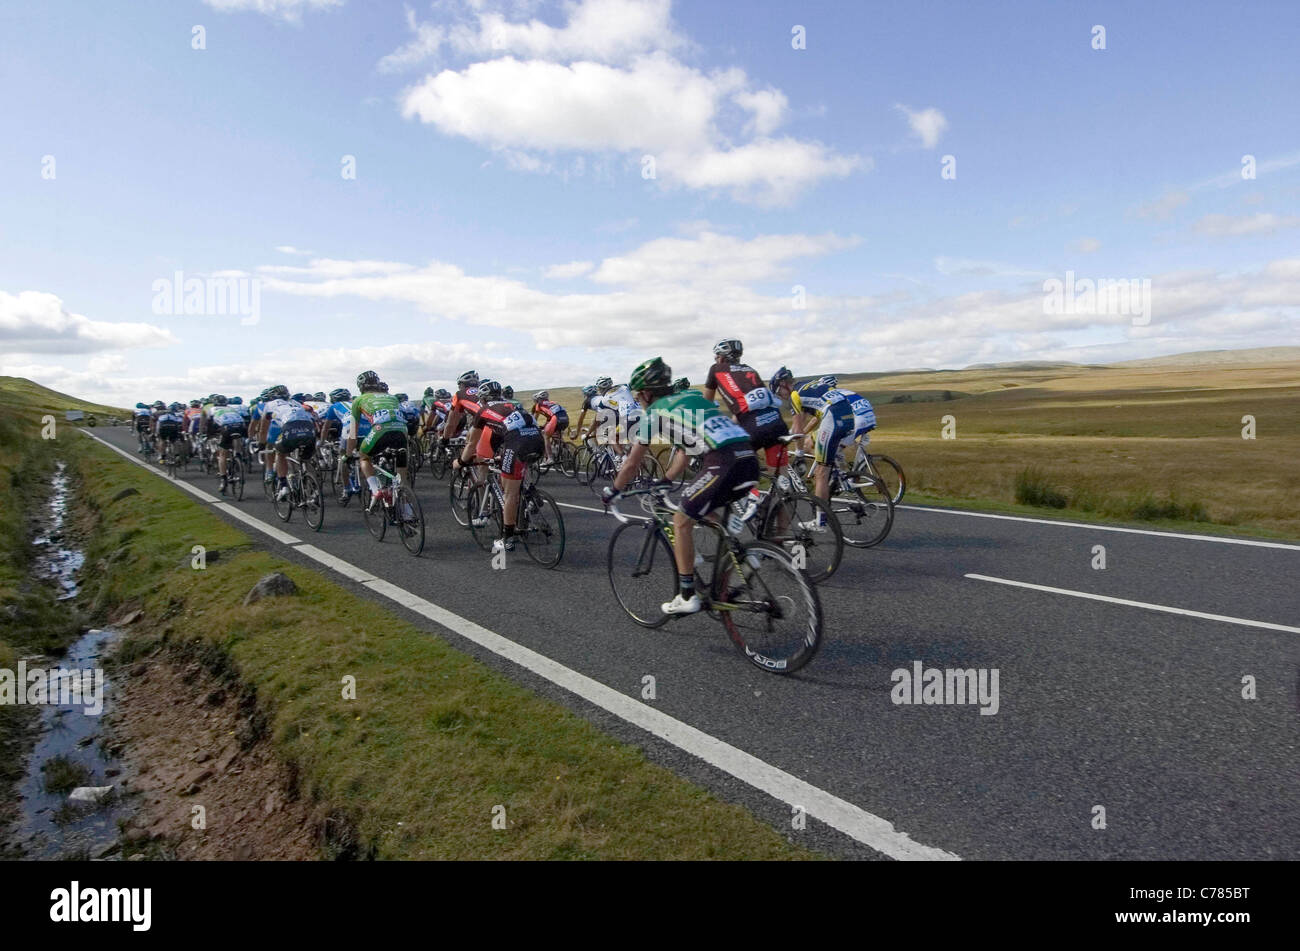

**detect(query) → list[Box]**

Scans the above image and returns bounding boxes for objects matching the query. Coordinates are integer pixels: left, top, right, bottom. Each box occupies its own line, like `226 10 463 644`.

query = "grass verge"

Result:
72 433 813 860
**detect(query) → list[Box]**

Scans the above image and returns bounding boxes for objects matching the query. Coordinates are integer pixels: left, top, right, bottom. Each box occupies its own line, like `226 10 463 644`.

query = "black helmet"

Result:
594 376 613 394
395 393 408 402
356 370 381 392
378 381 389 392
214 394 228 406
671 377 690 394
314 392 326 401
329 387 351 403
629 357 672 392
153 400 166 409
434 388 451 400
271 384 290 400
169 402 183 412
189 399 201 408
502 385 514 399
769 366 794 390
457 370 479 386
713 339 742 360
477 379 503 402
423 386 435 397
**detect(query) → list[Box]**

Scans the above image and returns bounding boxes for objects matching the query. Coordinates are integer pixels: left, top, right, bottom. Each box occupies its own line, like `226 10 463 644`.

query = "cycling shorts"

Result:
737 408 788 467
219 423 247 450
500 430 545 481
360 425 406 465
680 446 760 521
814 402 872 465
275 419 316 459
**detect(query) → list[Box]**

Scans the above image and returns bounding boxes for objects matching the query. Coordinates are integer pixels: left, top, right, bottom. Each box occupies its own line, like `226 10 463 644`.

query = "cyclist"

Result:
419 387 452 440
603 357 758 616
395 393 422 438
438 370 481 447
255 385 317 501
155 402 187 463
703 338 790 473
450 379 544 553
212 396 247 494
183 399 204 450
133 402 153 452
671 377 690 394
574 376 641 454
530 390 569 465
348 370 409 509
786 374 877 515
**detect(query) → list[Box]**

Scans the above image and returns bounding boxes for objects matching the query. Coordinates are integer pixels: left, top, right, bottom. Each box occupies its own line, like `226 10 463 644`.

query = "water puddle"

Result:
30 463 83 601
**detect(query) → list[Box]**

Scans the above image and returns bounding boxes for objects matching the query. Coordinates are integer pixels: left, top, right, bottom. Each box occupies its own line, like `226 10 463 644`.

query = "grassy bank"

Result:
71 433 812 860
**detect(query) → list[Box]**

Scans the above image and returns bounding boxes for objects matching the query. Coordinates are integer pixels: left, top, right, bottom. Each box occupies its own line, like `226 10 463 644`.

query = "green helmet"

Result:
629 357 672 392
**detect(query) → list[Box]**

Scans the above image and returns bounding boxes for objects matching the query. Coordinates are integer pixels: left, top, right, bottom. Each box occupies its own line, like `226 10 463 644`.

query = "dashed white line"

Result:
81 429 958 860
905 505 1300 551
966 573 1300 634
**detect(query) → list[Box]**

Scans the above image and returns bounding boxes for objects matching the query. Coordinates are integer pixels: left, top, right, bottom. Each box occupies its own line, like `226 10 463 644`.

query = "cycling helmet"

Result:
475 379 501 402
291 392 308 403
314 392 326 402
229 397 242 405
378 381 389 392
713 339 743 361
581 385 598 398
214 395 228 406
629 356 672 392
270 384 290 400
189 399 201 408
329 387 351 403
423 386 435 397
815 375 838 389
671 377 690 394
153 400 166 409
594 376 613 394
135 402 146 409
395 393 408 402
532 390 549 403
169 402 184 412
502 386 514 400
356 370 381 392
769 366 794 390
457 370 479 386
434 388 451 400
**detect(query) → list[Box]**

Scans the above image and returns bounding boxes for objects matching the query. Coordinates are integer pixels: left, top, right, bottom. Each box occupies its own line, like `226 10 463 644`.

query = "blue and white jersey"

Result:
397 399 422 423
215 407 245 428
156 411 185 427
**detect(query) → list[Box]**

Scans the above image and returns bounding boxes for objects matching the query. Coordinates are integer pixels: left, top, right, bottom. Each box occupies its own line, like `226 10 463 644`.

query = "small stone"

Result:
111 488 140 503
128 853 145 861
193 751 211 764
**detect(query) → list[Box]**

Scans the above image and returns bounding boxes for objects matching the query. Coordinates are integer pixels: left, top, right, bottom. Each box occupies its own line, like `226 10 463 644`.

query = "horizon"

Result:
3 0 1298 405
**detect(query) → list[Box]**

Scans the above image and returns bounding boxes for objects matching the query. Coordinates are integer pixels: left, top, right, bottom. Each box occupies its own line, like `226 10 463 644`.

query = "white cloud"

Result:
0 290 178 355
1069 237 1101 254
1193 213 1300 237
202 0 343 22
544 261 595 279
895 104 948 148
392 3 860 204
274 245 314 256
378 7 447 74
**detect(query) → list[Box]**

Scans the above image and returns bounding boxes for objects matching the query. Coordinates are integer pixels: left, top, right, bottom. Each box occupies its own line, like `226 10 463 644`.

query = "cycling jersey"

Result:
155 411 185 440
633 390 750 454
471 400 542 480
351 391 407 457
792 382 876 465
322 400 352 444
588 386 641 443
183 407 203 434
532 399 569 437
705 362 779 415
397 399 422 435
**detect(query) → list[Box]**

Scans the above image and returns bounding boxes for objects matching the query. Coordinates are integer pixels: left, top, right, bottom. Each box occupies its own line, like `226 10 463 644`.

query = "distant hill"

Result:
0 377 127 423
1107 347 1300 368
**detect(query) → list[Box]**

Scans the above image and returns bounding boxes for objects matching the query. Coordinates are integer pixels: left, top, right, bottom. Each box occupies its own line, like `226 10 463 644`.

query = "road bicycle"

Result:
273 446 325 530
426 434 464 481
604 483 822 674
161 437 183 479
840 447 906 506
465 461 566 567
313 437 339 491
581 438 662 494
361 446 424 555
788 441 895 549
218 445 246 501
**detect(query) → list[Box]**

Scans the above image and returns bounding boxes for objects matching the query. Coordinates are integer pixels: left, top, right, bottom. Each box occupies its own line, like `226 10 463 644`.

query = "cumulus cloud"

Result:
1069 237 1101 254
391 2 860 203
544 261 595 279
895 104 948 148
0 291 178 355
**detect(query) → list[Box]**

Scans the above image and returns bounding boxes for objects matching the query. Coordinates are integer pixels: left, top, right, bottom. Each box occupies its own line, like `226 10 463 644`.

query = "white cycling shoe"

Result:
661 593 702 616
798 517 828 532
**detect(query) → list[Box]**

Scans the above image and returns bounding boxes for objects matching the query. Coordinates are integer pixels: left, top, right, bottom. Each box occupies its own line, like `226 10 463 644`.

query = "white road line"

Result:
965 573 1300 634
81 429 956 860
558 500 648 521
80 431 223 504
903 505 1300 551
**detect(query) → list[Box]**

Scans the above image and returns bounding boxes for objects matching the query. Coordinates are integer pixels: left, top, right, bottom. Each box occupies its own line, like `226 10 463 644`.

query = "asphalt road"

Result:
88 427 1300 860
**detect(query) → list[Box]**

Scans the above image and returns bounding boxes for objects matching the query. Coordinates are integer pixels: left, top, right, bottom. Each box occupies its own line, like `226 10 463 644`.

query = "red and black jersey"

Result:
706 362 778 415
473 400 536 435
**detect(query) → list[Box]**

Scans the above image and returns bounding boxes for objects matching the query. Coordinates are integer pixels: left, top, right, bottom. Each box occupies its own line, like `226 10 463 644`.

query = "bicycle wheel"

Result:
394 484 424 555
448 468 473 527
166 446 177 479
606 522 675 628
302 470 325 531
274 477 295 522
429 444 449 481
363 483 387 541
829 472 894 548
557 443 577 479
759 492 844 584
520 488 565 568
714 541 822 674
574 446 595 486
859 453 906 505
467 484 502 551
262 459 276 501
228 456 246 501
582 451 605 491
634 452 663 489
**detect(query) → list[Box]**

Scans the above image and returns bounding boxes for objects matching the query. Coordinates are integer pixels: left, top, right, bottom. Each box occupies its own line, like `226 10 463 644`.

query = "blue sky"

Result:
2 0 1297 405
